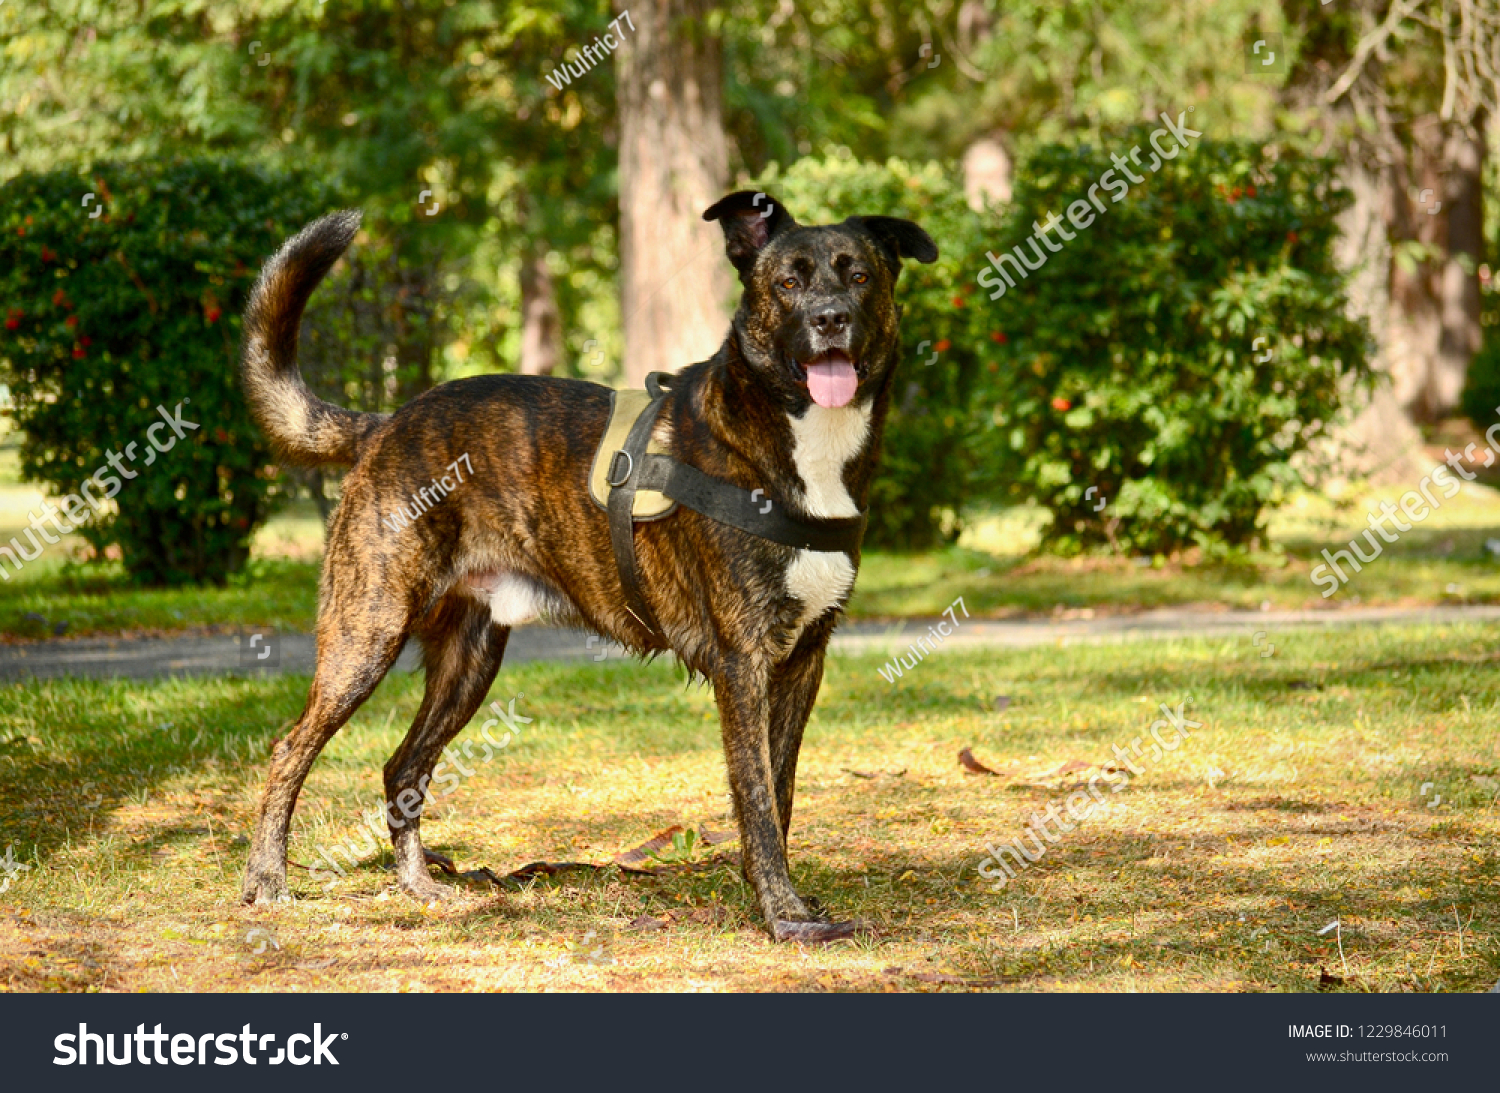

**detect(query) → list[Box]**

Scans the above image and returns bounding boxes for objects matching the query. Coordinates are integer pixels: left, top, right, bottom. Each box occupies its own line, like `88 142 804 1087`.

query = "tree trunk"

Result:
1382 116 1446 421
961 136 1012 211
1326 159 1430 486
519 245 562 376
1435 117 1485 414
614 0 731 386
1382 114 1485 422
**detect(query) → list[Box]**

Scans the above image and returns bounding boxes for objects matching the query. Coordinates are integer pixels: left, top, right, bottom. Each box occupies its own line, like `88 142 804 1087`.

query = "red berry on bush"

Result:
934 338 951 352
1051 397 1072 411
52 290 66 306
4 318 17 331
991 331 1007 343
65 314 78 327
952 296 965 308
205 307 221 324
72 347 85 359
41 246 53 262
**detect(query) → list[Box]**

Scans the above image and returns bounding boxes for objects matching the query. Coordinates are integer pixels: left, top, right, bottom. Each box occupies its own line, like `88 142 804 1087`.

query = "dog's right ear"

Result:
702 190 797 279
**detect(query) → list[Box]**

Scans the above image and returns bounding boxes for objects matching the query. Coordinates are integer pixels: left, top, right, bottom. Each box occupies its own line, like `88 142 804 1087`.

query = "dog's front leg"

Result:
768 621 834 853
715 653 853 941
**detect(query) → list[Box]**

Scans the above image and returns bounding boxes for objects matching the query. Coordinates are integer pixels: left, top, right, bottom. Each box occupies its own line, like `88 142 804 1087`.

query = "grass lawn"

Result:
1 621 1495 992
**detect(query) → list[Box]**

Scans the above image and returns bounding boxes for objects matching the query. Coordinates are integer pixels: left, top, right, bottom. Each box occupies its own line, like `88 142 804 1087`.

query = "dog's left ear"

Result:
846 216 939 272
703 190 797 279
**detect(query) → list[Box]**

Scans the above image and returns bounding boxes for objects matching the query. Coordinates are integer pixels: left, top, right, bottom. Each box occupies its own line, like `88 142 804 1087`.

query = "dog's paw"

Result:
772 919 865 944
241 876 292 906
399 876 461 905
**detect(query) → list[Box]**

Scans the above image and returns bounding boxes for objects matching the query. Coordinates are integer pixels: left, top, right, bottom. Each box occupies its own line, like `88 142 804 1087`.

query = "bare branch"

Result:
1324 0 1427 106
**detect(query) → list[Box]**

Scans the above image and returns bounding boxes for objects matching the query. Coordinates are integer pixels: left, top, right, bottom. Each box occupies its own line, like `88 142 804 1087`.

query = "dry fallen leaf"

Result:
1031 758 1093 780
614 825 686 869
958 747 1002 776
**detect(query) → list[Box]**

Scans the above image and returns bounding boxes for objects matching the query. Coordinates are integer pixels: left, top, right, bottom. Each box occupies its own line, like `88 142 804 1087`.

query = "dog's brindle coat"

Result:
239 192 936 940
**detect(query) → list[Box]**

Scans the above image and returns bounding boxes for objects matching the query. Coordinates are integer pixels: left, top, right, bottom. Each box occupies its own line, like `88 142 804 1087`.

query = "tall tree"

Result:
1289 0 1498 421
519 244 564 375
614 0 731 384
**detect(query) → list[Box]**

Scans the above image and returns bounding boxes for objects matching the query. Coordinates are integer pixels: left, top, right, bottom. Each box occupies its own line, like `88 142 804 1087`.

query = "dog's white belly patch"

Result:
783 403 870 633
465 572 548 626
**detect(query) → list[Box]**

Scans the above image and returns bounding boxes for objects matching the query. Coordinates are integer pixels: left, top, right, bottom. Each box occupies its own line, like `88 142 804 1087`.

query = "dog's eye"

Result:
851 272 868 284
780 277 797 290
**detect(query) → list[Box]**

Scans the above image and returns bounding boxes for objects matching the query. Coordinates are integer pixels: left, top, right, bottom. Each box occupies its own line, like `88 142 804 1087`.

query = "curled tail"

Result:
240 210 384 466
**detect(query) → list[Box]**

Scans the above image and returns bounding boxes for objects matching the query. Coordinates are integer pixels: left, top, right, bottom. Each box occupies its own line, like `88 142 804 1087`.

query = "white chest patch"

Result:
784 404 870 634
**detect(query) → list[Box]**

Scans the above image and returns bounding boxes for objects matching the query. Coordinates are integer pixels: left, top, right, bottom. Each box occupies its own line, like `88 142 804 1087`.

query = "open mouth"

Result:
797 349 860 409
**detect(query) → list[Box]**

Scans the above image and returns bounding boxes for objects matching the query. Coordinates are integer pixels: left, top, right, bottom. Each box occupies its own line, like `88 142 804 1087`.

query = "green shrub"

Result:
981 131 1374 554
0 158 339 586
756 154 1008 550
1462 334 1500 434
1462 272 1500 432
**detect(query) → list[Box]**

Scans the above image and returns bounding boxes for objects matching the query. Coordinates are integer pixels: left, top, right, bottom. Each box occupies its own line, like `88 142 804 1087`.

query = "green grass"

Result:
1 622 1495 992
0 556 321 639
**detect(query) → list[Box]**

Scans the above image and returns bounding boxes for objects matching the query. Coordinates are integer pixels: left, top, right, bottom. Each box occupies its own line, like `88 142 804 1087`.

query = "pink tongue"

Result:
805 358 858 408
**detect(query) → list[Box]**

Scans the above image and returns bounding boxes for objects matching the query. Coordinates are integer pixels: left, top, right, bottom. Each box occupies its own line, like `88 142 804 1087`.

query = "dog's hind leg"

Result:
243 619 408 905
383 594 510 902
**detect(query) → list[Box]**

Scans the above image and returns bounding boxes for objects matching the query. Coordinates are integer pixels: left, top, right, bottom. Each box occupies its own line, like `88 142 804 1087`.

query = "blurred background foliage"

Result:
0 159 339 584
0 0 1496 580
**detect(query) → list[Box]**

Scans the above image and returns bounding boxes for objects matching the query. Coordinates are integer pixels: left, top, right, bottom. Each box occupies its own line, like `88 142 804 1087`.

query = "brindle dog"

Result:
238 191 936 940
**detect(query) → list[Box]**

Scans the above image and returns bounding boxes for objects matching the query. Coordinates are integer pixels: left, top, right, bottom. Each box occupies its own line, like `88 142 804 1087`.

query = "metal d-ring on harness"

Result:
605 371 868 633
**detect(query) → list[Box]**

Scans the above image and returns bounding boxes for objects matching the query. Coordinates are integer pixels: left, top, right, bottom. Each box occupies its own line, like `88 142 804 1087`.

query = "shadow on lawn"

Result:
0 676 300 869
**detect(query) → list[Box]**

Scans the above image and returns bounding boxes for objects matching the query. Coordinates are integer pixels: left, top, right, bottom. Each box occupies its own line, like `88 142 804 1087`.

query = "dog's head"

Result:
703 191 937 411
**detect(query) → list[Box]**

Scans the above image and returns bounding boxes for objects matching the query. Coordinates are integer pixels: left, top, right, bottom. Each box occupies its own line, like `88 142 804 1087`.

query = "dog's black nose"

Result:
810 306 849 334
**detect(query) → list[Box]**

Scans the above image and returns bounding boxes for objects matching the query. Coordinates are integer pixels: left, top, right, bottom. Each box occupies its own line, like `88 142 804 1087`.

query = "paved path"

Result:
1 604 1496 683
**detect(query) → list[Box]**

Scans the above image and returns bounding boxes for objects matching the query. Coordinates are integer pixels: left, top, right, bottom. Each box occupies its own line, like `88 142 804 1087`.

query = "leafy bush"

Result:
0 158 339 585
1462 333 1500 435
1462 271 1500 433
756 153 1008 550
981 131 1374 553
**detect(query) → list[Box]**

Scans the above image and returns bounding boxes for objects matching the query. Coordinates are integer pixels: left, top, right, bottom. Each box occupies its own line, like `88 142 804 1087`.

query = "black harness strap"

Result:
606 372 868 635
635 455 866 552
606 389 671 633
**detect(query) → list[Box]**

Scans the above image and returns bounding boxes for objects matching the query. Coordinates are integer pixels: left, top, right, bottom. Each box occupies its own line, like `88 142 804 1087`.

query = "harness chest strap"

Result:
605 391 672 631
601 373 868 633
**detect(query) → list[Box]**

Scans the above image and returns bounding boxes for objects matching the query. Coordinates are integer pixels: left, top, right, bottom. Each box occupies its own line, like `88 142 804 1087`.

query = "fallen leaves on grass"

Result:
1031 758 1094 780
958 747 1004 776
614 825 686 868
882 966 1016 989
415 823 743 890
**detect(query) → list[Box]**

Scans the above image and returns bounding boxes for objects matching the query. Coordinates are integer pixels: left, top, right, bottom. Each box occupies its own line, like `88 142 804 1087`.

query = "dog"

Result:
238 190 936 940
